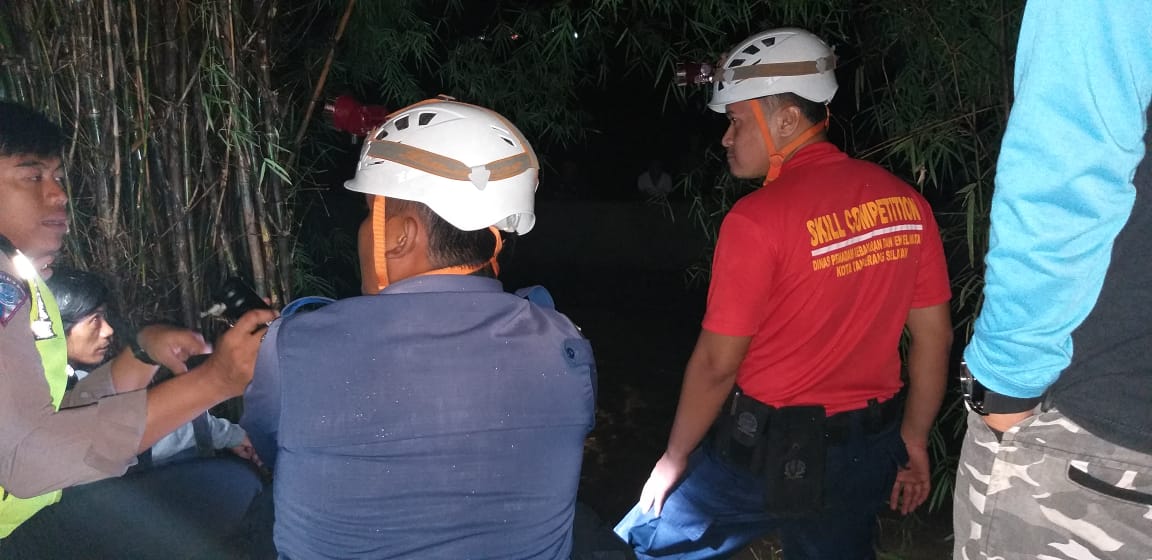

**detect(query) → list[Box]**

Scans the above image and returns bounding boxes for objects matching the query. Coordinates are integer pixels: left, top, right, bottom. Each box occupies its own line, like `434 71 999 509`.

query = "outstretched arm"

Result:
137 309 274 452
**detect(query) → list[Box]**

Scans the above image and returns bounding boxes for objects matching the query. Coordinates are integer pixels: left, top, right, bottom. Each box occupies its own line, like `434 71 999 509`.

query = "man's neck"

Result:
781 132 827 161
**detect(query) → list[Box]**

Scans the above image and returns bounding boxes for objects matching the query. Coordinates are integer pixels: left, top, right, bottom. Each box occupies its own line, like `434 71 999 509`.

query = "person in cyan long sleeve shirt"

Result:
955 2 1152 557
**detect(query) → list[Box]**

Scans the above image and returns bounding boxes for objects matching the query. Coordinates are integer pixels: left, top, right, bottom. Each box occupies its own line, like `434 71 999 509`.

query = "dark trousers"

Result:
3 456 272 559
614 422 906 559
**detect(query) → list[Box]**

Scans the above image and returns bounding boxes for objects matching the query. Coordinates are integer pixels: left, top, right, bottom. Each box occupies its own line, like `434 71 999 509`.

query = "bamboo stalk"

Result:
194 77 238 277
160 0 195 327
83 0 115 267
207 3 235 277
288 0 356 170
256 0 288 303
131 0 155 305
224 0 268 292
102 0 123 244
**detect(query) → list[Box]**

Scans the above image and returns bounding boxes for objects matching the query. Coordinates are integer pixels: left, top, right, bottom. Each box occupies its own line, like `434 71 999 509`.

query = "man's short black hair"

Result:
765 93 828 127
0 101 65 158
46 268 111 333
388 198 499 275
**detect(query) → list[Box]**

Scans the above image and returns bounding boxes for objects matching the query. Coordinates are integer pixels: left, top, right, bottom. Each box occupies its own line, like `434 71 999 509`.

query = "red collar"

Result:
777 141 842 176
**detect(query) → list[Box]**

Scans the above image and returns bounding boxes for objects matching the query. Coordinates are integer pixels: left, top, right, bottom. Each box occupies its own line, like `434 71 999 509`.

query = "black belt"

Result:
823 395 903 444
715 389 903 445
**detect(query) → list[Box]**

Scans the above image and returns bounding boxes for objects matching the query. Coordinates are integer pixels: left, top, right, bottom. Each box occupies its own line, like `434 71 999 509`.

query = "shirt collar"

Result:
780 141 842 174
379 274 505 296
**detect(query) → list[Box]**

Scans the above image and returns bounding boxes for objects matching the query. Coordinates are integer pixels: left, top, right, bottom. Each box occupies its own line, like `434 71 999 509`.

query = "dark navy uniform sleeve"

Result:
241 318 284 470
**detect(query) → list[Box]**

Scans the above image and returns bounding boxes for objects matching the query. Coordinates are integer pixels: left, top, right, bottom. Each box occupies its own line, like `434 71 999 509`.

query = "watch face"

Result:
959 362 987 415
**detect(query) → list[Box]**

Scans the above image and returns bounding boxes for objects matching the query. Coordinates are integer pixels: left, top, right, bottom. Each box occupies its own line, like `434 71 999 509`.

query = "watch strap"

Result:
130 338 159 366
981 391 1043 414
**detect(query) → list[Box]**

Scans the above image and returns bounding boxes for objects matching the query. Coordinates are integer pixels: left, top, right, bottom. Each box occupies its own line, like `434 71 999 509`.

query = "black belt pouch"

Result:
762 405 826 517
712 391 773 474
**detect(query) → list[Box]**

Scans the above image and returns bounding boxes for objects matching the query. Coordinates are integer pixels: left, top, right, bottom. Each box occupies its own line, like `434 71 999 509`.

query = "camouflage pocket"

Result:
1067 463 1152 506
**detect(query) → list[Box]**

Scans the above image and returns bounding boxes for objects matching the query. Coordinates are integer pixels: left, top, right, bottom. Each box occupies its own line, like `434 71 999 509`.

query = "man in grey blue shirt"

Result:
955 1 1152 558
242 99 596 559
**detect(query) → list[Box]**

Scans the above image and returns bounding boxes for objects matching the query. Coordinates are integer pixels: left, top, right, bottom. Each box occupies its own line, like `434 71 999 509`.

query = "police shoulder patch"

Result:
0 271 29 327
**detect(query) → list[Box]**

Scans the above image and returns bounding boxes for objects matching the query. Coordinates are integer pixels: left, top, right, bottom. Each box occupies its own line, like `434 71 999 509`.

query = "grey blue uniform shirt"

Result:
242 274 596 559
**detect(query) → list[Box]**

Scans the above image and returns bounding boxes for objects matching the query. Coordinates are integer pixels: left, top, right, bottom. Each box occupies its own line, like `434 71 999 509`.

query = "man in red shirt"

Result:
614 28 952 559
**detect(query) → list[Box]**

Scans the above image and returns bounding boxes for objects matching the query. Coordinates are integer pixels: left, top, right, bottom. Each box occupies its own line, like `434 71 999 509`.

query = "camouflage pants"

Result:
953 408 1152 560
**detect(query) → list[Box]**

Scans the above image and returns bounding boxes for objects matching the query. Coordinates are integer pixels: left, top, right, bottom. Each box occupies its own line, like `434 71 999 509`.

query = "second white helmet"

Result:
345 99 539 234
708 28 838 113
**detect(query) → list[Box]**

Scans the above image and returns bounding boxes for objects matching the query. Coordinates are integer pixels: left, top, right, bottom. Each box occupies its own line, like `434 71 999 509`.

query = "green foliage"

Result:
850 0 1024 511
0 0 302 330
324 0 847 150
331 0 438 104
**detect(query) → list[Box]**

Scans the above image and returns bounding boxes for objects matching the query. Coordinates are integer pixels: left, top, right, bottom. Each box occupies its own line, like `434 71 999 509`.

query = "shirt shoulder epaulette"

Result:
0 252 30 327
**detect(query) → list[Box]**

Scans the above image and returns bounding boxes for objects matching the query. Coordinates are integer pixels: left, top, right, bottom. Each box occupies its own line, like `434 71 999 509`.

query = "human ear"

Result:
385 215 420 258
776 105 803 138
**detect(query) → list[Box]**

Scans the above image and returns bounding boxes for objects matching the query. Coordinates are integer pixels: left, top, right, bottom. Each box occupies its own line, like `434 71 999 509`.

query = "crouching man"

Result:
242 98 597 559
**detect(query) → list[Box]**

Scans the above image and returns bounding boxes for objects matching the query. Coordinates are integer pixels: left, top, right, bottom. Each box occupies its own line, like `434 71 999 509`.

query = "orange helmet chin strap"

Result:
368 196 504 293
417 227 503 279
369 195 390 293
750 101 829 185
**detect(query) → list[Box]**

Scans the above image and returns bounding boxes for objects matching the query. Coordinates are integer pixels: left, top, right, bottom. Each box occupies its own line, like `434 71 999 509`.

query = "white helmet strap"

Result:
718 55 837 83
365 141 536 190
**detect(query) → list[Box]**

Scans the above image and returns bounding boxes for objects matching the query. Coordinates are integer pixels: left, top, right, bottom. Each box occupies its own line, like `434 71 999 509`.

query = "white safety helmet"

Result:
708 28 838 113
345 98 539 234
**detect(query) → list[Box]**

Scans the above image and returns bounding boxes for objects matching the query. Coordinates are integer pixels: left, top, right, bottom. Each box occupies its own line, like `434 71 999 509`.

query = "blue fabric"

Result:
280 296 336 317
963 0 1152 397
514 285 556 309
242 274 596 559
614 423 905 560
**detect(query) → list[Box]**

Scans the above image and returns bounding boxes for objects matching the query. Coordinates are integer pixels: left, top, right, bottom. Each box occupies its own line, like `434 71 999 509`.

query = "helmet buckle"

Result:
815 55 836 73
468 166 491 190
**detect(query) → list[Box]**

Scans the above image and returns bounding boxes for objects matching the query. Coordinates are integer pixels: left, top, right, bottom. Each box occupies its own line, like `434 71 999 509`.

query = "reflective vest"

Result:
0 268 68 538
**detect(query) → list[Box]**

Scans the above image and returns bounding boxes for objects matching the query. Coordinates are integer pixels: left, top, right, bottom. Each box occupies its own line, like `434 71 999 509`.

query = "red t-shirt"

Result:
702 142 951 414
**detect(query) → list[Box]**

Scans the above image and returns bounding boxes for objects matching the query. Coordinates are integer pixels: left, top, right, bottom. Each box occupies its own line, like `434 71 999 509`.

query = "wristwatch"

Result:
959 362 1043 416
130 337 159 366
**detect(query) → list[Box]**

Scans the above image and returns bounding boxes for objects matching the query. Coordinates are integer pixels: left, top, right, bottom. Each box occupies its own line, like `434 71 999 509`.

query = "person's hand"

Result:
136 324 212 374
638 451 689 517
982 411 1034 435
198 308 278 397
230 435 263 468
890 440 931 515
